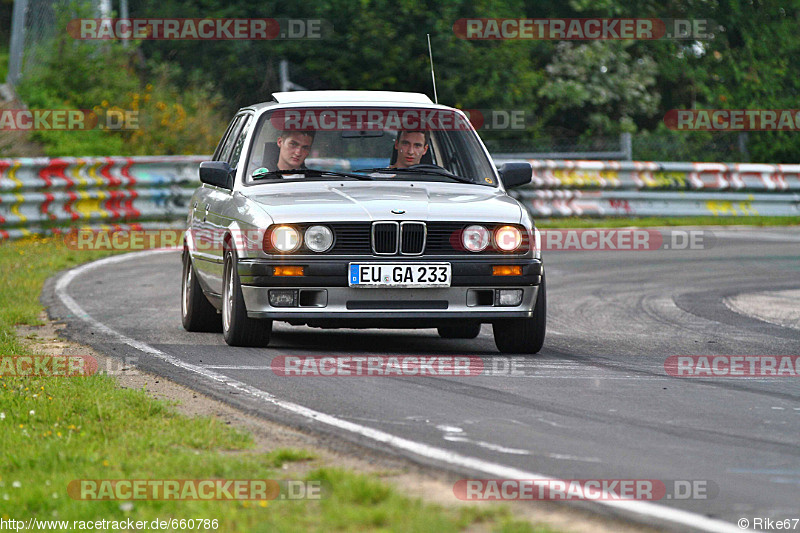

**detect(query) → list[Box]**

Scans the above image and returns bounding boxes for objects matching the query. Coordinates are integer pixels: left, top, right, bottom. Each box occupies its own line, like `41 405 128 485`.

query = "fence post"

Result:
738 133 749 162
279 59 308 92
120 0 129 48
7 0 29 85
621 132 632 161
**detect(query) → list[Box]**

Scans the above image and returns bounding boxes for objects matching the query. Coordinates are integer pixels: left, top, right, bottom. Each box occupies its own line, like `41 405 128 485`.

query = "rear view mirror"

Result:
341 129 385 138
199 161 234 190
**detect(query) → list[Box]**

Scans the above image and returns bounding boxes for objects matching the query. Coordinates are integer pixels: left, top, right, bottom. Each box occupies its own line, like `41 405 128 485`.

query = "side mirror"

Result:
199 161 234 190
498 162 532 189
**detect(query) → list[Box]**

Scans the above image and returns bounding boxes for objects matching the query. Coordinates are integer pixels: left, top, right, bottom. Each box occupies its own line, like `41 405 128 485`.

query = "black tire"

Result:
437 322 482 339
222 248 272 347
492 273 546 354
181 250 221 332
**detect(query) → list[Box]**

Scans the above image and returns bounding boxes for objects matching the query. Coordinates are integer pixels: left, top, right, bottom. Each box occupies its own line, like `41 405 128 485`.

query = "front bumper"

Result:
237 257 542 321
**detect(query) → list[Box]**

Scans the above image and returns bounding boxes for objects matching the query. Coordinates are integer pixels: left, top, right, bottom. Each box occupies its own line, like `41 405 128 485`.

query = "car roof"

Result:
272 91 434 104
240 91 440 112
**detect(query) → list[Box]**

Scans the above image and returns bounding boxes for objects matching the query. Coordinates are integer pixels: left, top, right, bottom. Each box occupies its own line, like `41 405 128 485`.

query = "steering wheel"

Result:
406 164 445 171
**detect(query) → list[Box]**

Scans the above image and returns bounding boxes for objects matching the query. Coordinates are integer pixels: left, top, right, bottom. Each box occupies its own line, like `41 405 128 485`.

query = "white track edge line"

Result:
54 250 743 533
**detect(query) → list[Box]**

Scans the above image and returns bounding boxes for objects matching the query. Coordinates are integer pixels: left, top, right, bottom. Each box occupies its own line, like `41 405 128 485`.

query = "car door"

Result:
193 113 247 295
203 113 253 295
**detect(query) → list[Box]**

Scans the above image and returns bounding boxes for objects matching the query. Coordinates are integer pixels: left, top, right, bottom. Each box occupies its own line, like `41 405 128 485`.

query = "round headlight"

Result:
305 225 334 252
270 226 302 252
495 225 522 252
462 225 489 252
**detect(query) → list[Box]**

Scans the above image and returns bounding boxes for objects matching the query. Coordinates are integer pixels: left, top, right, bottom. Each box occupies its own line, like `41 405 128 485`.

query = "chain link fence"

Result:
6 0 119 86
484 134 631 160
484 131 751 162
8 0 63 85
632 131 750 163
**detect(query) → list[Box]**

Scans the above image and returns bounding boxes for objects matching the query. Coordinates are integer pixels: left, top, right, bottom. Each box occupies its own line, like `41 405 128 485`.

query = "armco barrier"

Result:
493 159 800 191
495 159 800 217
514 189 799 217
1 156 798 241
0 156 207 239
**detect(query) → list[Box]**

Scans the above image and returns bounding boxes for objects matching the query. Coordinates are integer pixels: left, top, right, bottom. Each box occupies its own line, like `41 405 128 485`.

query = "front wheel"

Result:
222 248 272 347
492 273 546 354
181 250 221 332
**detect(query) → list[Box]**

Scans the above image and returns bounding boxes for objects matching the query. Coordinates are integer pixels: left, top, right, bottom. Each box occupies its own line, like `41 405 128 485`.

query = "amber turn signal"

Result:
492 265 522 276
273 266 304 276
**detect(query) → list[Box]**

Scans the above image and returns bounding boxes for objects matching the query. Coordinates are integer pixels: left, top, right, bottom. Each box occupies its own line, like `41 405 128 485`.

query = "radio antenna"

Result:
427 34 438 104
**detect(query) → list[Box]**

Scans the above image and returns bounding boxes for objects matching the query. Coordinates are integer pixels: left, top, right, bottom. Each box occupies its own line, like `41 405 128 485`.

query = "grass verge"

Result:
0 236 549 532
535 216 800 228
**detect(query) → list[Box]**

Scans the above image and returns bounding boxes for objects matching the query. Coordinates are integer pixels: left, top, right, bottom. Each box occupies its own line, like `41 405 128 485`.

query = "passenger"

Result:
391 130 429 168
277 130 315 170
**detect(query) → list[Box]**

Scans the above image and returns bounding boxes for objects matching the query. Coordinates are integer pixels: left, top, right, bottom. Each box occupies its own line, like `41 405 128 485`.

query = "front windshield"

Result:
244 107 499 187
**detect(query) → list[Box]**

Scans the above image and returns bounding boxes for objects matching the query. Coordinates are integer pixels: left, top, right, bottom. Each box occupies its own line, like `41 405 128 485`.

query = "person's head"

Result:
393 130 429 168
277 130 315 170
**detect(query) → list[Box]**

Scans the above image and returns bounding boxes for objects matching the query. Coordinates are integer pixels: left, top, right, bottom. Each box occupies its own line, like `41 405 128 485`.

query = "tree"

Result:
539 41 660 135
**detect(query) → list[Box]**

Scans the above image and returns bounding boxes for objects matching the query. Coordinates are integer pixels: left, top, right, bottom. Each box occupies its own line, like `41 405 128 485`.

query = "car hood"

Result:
241 182 523 224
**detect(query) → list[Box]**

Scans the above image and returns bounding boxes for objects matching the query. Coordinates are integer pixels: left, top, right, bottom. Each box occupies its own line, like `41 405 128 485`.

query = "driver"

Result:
277 130 315 170
391 130 429 168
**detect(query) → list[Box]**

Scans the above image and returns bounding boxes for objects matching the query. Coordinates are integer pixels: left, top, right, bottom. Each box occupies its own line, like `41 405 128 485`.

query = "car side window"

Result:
216 115 245 163
212 116 239 161
228 115 252 169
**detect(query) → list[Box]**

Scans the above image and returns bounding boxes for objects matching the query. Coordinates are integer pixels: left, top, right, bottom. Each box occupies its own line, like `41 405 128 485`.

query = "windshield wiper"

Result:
354 165 475 184
251 168 373 181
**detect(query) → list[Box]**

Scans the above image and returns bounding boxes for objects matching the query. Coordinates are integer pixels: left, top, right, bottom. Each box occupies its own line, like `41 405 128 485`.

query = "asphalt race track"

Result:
44 227 800 533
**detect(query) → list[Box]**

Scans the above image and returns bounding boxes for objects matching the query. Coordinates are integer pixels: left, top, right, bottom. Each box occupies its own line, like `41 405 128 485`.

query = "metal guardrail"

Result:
514 189 799 217
1 156 798 240
496 159 800 217
0 156 207 239
493 159 800 191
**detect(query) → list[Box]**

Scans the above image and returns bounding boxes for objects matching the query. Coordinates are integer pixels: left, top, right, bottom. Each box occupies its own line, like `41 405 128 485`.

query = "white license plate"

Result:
349 263 451 288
